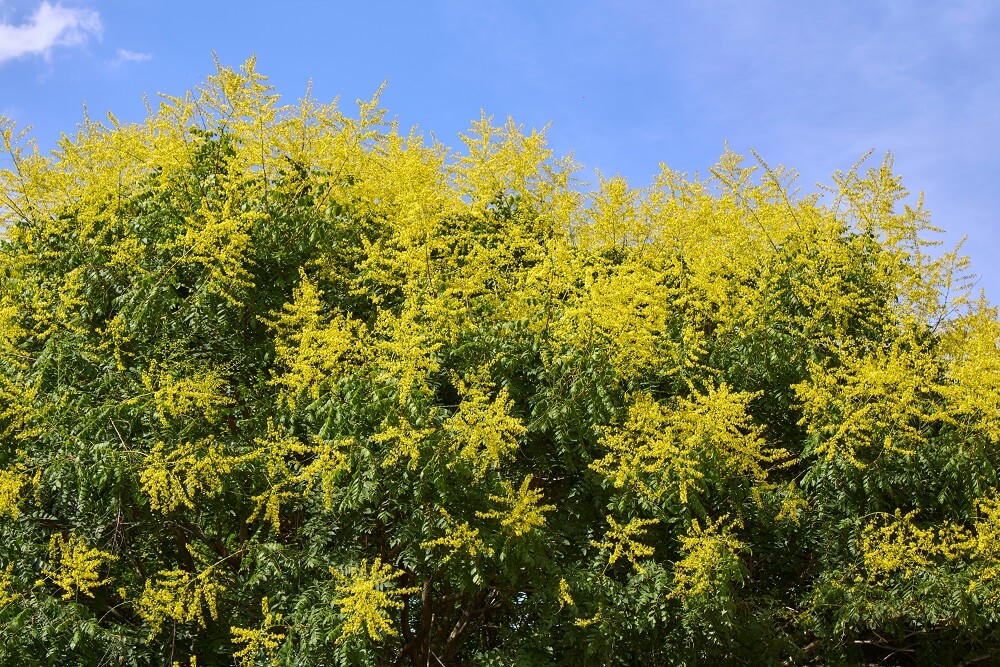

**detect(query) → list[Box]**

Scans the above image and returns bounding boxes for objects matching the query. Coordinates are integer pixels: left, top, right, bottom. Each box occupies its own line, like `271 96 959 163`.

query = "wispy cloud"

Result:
0 2 101 64
114 48 151 64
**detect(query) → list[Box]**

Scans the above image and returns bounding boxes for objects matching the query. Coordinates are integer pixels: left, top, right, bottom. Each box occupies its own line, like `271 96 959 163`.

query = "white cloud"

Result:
0 2 101 64
115 48 151 63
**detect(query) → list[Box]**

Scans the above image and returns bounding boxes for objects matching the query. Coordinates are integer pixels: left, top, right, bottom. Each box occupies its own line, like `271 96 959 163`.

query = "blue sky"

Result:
2 0 998 303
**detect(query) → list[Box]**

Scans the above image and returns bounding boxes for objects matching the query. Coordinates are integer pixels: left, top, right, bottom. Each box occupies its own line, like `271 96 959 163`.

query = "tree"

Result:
1 57 998 665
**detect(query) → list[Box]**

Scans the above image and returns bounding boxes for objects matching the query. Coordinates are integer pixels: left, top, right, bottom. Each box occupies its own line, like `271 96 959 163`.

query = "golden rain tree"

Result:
1 57 1000 665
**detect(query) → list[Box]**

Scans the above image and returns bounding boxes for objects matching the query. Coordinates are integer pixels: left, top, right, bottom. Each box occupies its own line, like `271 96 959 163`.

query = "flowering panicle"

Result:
421 509 493 563
591 515 660 573
444 381 526 479
372 414 436 469
140 436 250 513
248 420 351 530
0 563 20 609
0 466 27 519
476 475 555 537
43 533 118 600
860 510 974 581
331 558 420 642
669 516 745 602
795 337 945 467
265 269 359 407
136 565 225 637
940 302 1000 443
592 385 782 504
142 360 234 426
370 302 443 406
231 597 286 667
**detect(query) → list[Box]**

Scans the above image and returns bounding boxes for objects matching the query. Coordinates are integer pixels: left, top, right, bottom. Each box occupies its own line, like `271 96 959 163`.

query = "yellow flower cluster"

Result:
16 268 88 344
970 495 1000 599
265 269 359 407
590 515 660 573
940 302 1000 443
176 178 263 306
593 385 782 504
559 262 678 378
0 563 21 609
773 482 809 525
795 337 944 467
331 558 420 643
444 383 526 479
248 422 351 530
453 112 569 214
370 303 444 406
557 577 574 608
140 437 245 513
135 566 224 637
0 374 41 440
0 466 26 518
372 415 436 469
860 509 973 581
231 597 286 667
833 153 972 326
0 298 25 360
43 533 118 600
476 475 555 537
142 360 233 427
573 611 603 628
669 516 745 602
421 509 493 563
350 131 460 288
857 497 1000 599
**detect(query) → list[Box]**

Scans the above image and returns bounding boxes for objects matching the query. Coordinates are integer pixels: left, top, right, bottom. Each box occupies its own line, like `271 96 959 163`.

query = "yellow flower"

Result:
43 533 118 600
592 385 783 504
939 302 1000 443
141 360 233 426
557 578 574 608
591 515 659 573
140 436 247 513
573 610 602 628
421 509 493 563
331 558 420 643
247 421 351 529
444 382 526 479
373 415 435 469
231 597 285 667
795 336 945 467
476 475 555 537
860 509 975 581
0 466 27 519
264 268 359 407
775 482 809 525
670 516 745 602
135 566 225 637
0 563 21 609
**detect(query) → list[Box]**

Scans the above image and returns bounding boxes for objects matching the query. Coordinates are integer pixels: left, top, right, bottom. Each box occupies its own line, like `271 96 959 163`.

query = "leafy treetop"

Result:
1 56 998 665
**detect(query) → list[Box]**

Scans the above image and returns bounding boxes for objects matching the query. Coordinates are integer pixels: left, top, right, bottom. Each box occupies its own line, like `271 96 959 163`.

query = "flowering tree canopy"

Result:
1 58 999 665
